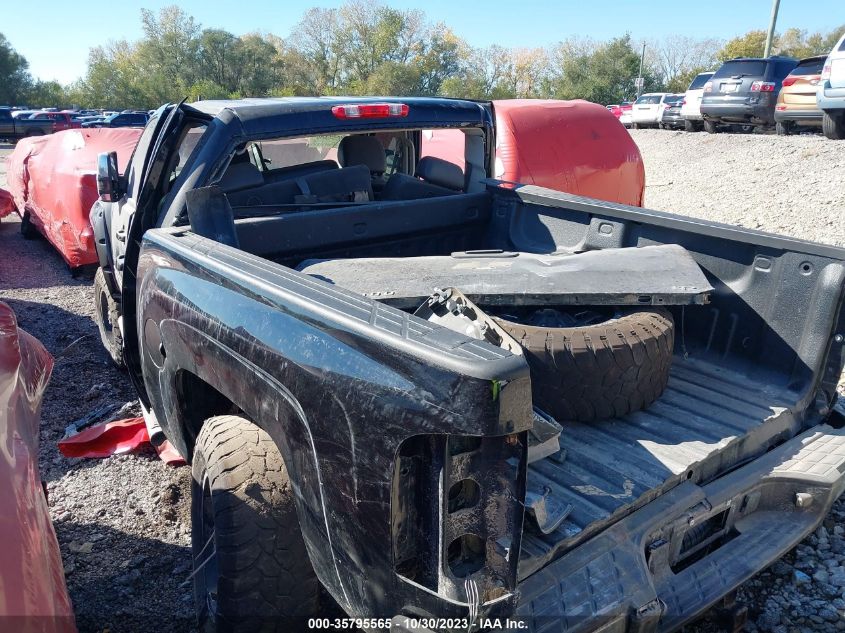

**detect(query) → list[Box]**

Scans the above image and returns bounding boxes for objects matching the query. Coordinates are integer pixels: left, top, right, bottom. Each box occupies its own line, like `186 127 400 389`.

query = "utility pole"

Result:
763 0 781 57
636 43 646 99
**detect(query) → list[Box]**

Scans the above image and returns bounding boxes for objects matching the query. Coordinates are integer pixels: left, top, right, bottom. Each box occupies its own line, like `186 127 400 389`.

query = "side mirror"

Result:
97 151 121 202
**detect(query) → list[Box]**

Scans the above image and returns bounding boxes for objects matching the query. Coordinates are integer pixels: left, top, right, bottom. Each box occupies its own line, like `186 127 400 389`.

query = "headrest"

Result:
338 135 386 174
218 162 264 192
415 156 464 191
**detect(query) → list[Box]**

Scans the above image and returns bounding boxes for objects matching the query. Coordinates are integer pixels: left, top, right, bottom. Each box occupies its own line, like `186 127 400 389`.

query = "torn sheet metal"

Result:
299 244 713 309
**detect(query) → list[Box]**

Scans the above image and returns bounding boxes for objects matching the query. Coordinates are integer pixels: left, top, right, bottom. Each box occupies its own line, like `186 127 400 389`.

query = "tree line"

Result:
1 3 842 110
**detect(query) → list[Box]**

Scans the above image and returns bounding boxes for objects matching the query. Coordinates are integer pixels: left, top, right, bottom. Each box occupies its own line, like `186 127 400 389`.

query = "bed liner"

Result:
520 354 802 579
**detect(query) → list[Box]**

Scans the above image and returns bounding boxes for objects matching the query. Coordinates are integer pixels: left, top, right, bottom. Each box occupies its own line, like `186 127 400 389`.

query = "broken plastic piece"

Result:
527 408 563 464
58 417 185 466
525 482 573 535
414 287 523 355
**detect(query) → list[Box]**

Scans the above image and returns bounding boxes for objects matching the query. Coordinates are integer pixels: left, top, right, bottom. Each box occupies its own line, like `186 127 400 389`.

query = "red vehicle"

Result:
25 111 81 133
0 302 76 633
605 102 632 119
421 99 645 207
5 127 142 269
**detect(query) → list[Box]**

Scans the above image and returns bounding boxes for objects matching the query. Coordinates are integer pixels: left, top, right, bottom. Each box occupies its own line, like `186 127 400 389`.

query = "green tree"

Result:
548 35 658 104
26 81 67 108
198 29 239 90
0 33 32 104
187 79 229 102
717 30 766 61
136 5 201 102
776 25 845 58
665 66 709 93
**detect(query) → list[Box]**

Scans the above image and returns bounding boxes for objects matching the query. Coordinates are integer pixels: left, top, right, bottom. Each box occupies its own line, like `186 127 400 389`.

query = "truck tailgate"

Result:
515 423 845 631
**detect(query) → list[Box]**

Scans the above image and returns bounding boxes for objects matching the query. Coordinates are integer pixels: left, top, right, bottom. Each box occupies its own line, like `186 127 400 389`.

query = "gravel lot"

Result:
0 130 844 633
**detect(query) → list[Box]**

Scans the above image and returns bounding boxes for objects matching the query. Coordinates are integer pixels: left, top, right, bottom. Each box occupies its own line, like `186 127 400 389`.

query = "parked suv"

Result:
775 55 827 135
817 31 845 139
701 56 798 133
680 71 715 131
630 92 671 128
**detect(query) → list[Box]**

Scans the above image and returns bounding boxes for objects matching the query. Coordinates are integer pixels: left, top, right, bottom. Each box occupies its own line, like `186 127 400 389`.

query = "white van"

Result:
680 71 715 131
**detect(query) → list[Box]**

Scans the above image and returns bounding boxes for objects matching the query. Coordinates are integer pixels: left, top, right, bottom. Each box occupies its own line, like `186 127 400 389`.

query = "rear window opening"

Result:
714 60 767 78
687 73 714 90
635 95 662 105
213 127 482 216
789 57 826 76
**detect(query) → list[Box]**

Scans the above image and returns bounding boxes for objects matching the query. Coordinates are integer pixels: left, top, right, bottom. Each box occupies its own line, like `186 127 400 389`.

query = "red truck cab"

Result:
26 111 81 133
421 99 645 207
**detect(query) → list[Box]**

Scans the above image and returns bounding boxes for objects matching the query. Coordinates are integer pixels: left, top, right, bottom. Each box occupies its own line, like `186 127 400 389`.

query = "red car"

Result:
606 102 633 119
0 302 76 633
25 111 81 133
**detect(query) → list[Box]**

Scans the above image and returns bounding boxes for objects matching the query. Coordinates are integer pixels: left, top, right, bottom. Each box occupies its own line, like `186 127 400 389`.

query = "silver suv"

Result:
817 30 845 139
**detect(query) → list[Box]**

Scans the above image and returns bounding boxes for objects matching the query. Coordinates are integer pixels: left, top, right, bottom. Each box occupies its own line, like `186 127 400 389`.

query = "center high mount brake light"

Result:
332 103 410 119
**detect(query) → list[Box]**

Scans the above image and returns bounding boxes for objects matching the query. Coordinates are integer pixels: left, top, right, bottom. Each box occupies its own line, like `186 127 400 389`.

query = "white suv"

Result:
817 31 845 139
630 93 671 128
680 72 715 131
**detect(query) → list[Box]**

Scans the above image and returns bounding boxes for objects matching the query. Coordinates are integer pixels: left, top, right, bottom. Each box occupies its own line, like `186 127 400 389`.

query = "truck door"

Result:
119 102 187 403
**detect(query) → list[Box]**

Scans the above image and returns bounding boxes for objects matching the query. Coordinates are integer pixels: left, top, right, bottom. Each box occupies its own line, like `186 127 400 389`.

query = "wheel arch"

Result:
147 323 350 605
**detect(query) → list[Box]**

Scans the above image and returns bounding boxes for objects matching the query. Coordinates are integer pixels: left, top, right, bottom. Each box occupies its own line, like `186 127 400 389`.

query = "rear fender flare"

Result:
150 320 351 607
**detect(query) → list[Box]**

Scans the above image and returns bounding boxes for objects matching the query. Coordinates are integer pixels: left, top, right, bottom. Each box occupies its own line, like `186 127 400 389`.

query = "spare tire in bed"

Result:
496 308 674 423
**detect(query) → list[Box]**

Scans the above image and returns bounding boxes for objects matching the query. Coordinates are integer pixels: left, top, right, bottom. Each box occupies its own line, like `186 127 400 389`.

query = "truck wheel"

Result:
497 308 674 423
20 212 39 239
684 120 696 132
823 111 845 140
703 120 718 134
775 121 792 136
192 415 320 632
93 267 124 367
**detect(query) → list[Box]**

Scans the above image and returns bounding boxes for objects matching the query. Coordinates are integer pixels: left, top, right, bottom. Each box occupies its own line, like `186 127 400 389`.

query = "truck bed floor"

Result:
520 356 801 578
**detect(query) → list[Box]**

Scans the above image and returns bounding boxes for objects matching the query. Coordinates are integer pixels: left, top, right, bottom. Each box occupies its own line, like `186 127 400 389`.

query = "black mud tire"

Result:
93 267 124 367
684 120 696 132
823 111 845 140
497 309 675 423
20 211 39 239
703 119 718 134
775 120 792 136
191 415 320 633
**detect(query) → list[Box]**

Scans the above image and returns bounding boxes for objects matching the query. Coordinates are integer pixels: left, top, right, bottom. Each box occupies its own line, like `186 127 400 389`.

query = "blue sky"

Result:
5 0 843 84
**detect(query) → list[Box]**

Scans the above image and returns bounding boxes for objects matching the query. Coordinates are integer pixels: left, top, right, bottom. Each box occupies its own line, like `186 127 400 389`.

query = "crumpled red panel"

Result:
0 302 76 632
4 128 141 267
58 417 185 467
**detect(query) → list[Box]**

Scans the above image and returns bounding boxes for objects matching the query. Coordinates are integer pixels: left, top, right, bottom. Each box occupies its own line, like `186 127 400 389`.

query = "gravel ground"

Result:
0 130 844 633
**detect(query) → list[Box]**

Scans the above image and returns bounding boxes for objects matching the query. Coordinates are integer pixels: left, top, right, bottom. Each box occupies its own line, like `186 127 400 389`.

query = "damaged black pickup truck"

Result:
90 97 845 633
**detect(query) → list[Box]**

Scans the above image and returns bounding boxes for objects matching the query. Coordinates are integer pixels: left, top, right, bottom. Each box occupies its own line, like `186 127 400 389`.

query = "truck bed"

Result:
520 354 801 578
